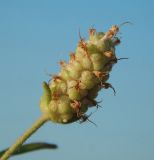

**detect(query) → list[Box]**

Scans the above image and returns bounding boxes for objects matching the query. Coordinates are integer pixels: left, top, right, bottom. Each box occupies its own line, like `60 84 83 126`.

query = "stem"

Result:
0 115 49 160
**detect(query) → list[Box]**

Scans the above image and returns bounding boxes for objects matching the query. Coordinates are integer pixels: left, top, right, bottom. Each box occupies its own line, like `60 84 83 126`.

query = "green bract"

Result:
40 26 120 124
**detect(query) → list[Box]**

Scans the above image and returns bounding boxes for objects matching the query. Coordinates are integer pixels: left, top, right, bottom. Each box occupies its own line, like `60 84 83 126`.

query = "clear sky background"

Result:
0 0 154 160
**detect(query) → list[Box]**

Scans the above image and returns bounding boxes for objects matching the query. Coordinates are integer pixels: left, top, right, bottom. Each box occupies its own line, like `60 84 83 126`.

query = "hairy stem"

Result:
0 115 49 160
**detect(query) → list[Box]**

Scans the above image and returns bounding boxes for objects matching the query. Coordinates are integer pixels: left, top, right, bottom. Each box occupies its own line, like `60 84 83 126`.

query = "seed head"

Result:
40 25 122 124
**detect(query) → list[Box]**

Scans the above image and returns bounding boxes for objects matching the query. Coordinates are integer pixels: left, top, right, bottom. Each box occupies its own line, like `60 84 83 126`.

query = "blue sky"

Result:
0 0 154 160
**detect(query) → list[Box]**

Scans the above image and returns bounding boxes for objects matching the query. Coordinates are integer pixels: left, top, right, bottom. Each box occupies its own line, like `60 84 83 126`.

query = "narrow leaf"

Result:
0 142 58 157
